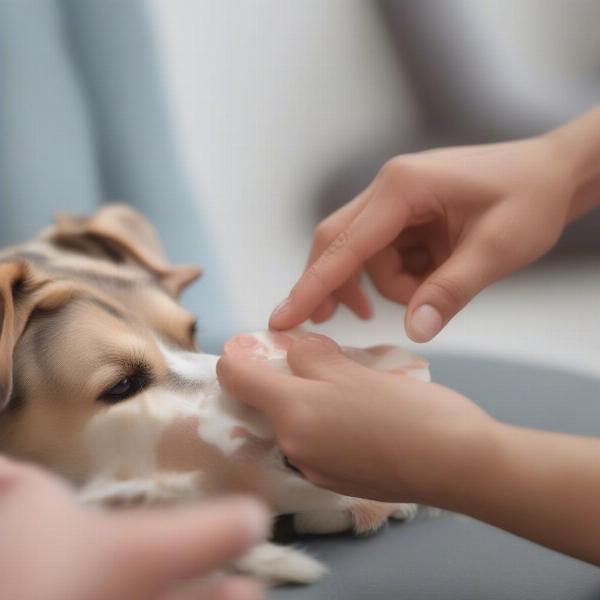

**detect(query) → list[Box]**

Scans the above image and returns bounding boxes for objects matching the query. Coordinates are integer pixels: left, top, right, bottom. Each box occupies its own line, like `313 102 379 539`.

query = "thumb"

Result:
287 334 372 382
405 241 502 342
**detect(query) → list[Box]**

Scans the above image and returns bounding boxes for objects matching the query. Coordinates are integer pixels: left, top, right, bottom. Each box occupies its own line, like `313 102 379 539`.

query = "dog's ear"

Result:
0 262 23 409
45 204 202 299
0 262 74 410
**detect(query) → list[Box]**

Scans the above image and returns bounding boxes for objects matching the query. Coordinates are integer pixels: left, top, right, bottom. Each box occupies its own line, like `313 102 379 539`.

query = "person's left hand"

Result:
217 334 497 505
0 457 267 600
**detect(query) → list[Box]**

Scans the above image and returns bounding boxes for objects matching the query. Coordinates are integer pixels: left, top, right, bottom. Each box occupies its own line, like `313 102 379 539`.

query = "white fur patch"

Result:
235 542 329 584
158 341 273 454
160 343 220 383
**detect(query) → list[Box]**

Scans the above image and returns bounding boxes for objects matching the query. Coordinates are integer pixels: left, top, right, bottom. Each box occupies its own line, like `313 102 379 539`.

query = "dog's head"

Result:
0 205 337 512
0 205 195 457
0 205 428 524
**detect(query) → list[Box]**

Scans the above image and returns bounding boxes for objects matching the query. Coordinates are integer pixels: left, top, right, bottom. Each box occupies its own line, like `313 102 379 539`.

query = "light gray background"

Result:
151 0 600 377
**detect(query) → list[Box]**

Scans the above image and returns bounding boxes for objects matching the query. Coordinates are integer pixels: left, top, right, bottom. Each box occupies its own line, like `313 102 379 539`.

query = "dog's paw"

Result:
345 499 417 534
391 503 418 521
234 542 328 584
292 503 418 535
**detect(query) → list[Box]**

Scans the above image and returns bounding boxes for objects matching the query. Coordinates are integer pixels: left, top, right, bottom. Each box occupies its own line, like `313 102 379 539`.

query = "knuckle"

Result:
379 157 402 179
323 230 351 258
425 276 468 310
314 221 336 246
303 262 329 292
322 230 363 274
379 156 414 183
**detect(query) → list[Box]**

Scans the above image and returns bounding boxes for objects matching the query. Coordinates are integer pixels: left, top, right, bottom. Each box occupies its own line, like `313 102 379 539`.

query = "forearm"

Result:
546 106 600 221
438 423 600 565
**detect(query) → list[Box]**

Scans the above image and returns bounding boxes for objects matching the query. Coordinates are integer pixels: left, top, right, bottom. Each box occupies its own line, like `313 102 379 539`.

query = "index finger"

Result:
270 190 411 330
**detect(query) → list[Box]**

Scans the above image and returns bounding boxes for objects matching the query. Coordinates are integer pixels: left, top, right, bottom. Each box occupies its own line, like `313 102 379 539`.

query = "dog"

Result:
0 204 429 583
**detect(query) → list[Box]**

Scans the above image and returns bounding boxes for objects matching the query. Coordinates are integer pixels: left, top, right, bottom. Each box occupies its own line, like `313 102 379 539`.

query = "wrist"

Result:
544 107 600 221
413 416 506 510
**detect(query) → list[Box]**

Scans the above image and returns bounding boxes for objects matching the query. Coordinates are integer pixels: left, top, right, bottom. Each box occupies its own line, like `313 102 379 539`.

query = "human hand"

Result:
269 135 576 341
0 456 267 600
218 334 497 504
220 333 600 567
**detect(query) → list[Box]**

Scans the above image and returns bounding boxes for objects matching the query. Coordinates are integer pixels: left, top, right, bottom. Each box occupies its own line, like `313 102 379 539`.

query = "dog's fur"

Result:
0 205 418 583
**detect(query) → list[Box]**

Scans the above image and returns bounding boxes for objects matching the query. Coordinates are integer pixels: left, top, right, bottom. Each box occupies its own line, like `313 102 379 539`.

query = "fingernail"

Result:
300 333 339 351
302 333 327 345
269 296 290 325
238 498 271 544
409 304 442 342
301 333 326 344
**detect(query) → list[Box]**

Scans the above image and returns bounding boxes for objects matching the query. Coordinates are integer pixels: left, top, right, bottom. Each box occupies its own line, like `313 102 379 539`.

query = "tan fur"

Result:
0 205 198 472
0 207 275 502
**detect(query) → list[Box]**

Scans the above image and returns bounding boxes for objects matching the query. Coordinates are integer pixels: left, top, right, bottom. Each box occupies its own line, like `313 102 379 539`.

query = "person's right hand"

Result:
218 334 495 503
269 135 576 341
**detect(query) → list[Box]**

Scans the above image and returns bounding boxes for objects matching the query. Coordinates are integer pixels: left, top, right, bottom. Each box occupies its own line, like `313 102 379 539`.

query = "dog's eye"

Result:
100 375 147 404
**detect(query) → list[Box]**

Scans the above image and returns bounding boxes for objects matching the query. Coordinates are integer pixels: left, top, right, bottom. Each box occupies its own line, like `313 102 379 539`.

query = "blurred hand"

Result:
0 456 267 600
269 136 574 341
218 334 495 503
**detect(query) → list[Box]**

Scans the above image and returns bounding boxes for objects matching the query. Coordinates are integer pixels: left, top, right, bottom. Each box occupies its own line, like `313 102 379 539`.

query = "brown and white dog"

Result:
0 205 428 583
